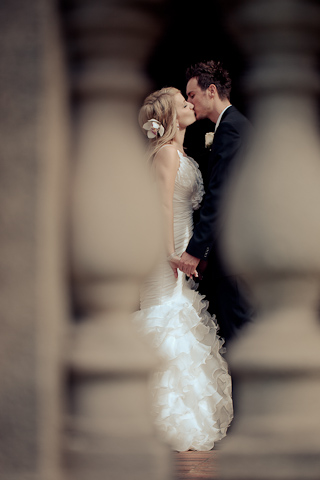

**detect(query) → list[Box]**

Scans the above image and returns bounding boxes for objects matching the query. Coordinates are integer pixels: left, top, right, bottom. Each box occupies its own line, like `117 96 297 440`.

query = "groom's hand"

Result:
179 252 200 278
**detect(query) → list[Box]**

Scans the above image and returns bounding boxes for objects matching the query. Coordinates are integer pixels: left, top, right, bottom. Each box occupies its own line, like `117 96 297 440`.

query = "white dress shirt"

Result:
214 104 232 132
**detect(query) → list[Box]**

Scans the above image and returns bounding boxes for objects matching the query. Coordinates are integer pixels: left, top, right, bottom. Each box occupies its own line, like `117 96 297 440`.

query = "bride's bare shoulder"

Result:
153 144 179 167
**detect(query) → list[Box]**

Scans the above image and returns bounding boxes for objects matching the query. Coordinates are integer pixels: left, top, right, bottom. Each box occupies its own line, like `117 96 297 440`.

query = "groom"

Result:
179 60 252 345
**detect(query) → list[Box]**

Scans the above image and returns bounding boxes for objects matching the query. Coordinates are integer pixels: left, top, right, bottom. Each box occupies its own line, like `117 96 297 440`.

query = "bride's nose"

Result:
189 103 194 109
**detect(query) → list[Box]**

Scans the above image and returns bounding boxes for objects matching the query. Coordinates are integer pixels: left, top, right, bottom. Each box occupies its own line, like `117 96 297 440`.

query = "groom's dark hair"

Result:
186 60 232 100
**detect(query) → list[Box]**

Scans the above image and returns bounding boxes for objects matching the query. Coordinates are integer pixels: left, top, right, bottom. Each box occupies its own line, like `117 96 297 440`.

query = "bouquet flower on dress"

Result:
143 118 165 138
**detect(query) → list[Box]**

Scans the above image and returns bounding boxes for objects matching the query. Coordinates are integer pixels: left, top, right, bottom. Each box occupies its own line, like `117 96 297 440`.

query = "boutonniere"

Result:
205 132 214 149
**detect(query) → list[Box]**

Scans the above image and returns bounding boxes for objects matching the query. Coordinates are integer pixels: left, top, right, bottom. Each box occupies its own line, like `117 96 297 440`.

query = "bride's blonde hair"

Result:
139 87 180 161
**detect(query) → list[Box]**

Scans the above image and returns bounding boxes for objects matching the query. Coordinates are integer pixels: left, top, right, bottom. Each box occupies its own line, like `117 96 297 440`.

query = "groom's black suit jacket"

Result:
186 105 252 343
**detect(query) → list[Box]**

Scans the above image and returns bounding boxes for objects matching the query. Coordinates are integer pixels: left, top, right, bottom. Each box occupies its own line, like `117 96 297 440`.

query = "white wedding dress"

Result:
133 149 233 452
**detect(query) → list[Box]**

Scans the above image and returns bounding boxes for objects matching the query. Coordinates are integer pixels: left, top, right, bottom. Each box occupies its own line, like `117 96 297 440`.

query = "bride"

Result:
133 87 233 452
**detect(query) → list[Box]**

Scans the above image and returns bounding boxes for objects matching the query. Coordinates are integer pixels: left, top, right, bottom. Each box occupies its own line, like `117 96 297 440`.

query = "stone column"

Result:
0 1 69 479
218 0 320 478
60 1 172 479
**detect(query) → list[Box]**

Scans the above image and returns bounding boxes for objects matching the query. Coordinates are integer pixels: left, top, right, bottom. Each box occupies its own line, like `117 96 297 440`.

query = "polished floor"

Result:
174 450 219 479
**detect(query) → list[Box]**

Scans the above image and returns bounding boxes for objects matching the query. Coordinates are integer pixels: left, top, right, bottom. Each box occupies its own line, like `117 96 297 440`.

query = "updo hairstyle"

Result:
139 87 180 160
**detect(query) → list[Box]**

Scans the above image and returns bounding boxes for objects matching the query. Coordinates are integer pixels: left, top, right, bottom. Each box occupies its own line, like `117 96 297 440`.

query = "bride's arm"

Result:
153 147 180 278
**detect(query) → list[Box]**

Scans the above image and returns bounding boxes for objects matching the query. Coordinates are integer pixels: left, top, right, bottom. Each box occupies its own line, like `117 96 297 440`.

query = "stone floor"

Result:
174 450 219 479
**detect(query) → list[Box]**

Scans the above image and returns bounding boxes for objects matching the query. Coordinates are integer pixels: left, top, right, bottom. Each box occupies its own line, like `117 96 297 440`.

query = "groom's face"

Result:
186 78 212 120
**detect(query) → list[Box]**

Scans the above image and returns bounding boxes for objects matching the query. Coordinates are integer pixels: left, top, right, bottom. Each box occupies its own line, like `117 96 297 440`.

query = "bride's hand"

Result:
167 253 181 279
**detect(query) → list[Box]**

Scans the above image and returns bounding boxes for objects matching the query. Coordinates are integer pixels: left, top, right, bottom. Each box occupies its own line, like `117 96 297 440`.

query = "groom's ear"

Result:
208 84 216 98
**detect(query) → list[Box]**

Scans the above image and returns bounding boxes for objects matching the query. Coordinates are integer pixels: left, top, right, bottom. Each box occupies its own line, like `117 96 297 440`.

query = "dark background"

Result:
145 0 249 177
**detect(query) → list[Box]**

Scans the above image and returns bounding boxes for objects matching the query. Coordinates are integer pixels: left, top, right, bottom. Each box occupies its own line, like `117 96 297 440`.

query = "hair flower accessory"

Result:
143 118 165 138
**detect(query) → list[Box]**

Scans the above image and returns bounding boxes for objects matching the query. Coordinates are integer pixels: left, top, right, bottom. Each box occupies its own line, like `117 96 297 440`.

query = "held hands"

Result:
178 252 200 278
167 251 201 279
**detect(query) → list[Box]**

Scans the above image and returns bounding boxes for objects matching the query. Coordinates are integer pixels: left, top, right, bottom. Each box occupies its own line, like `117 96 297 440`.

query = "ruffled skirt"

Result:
132 277 233 452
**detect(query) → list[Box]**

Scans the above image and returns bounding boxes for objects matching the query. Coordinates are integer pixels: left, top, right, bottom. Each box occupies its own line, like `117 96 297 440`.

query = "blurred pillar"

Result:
60 1 172 479
0 1 69 479
219 0 320 478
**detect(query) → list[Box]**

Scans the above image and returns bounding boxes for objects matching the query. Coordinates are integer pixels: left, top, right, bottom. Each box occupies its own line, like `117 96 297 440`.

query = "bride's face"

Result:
174 93 196 129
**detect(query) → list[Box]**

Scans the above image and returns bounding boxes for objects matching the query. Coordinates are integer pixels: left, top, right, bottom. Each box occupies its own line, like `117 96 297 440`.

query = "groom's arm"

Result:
186 122 242 260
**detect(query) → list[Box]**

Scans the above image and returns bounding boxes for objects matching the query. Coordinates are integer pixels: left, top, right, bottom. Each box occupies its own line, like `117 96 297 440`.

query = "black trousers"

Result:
198 270 252 346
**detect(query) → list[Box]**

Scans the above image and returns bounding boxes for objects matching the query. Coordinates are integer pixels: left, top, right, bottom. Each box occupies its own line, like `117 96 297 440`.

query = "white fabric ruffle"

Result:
174 152 204 211
133 279 233 452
